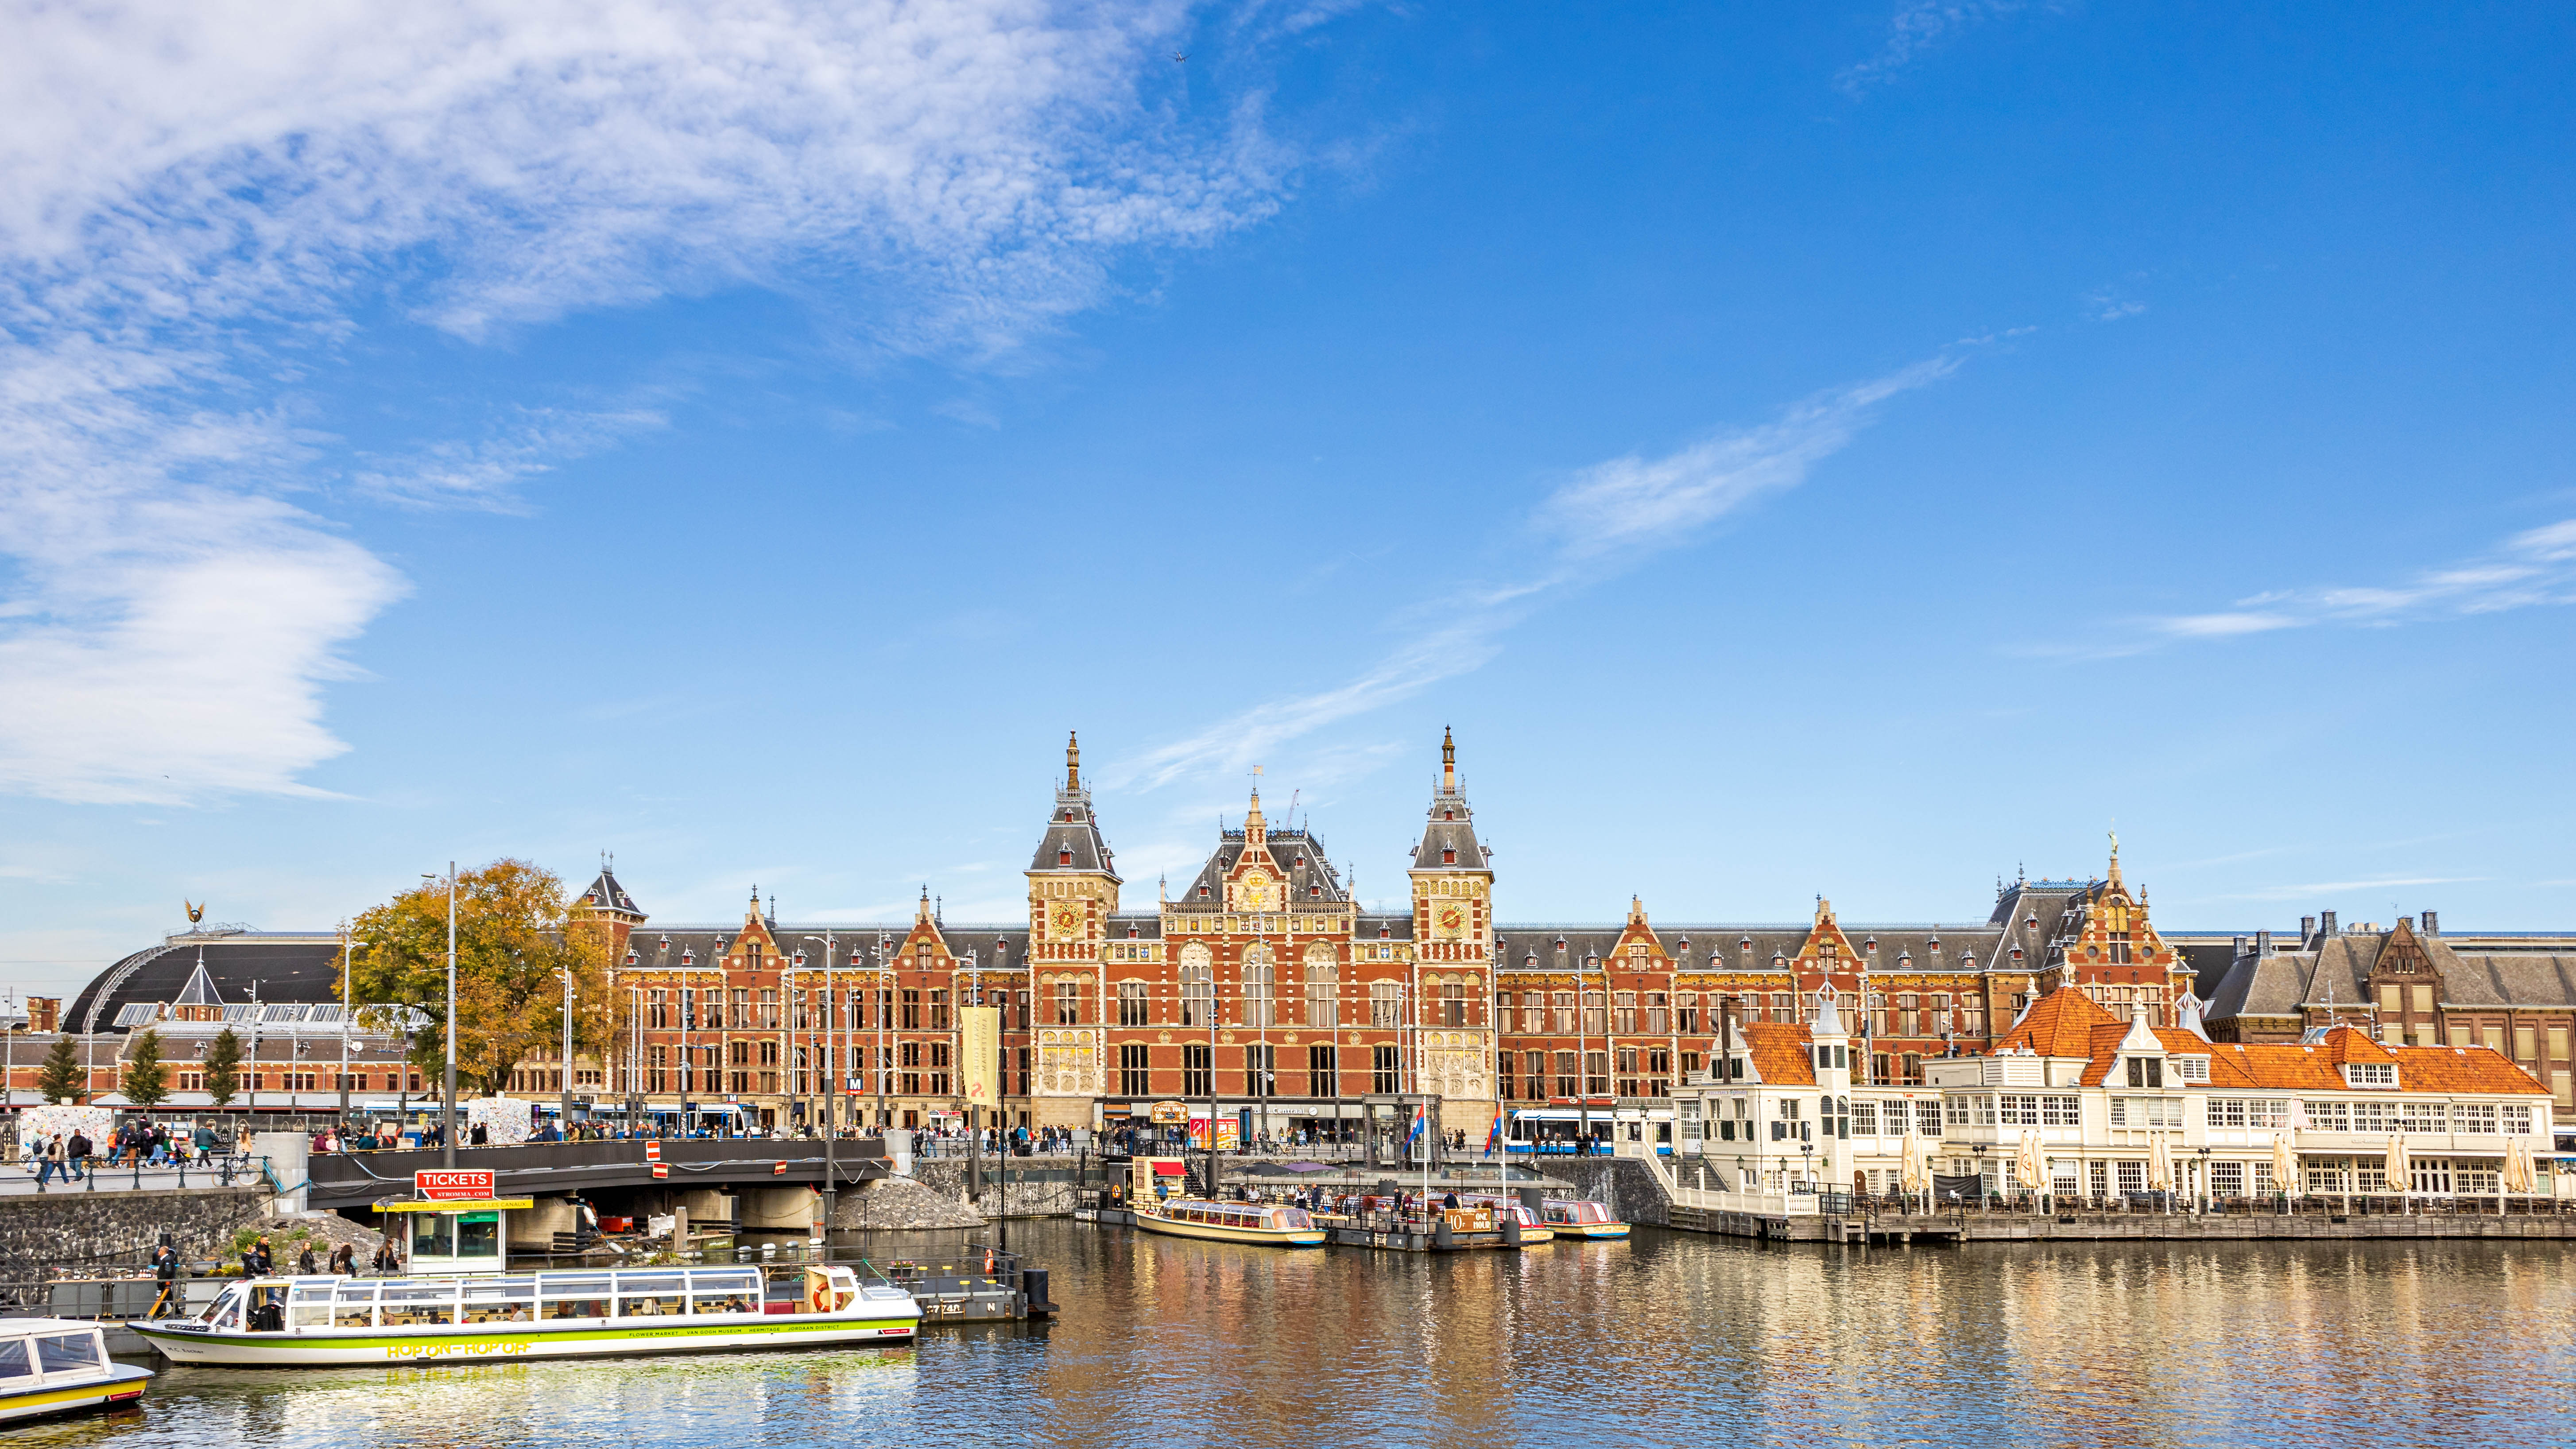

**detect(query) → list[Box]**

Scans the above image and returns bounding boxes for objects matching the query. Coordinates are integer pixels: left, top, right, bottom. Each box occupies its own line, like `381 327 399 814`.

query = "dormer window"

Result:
1309 885 1322 898
2124 1057 2164 1087
1198 886 1210 899
2344 1062 2397 1089
1059 849 1073 866
1441 848 1457 864
1380 925 1391 939
682 951 694 965
2174 1057 2209 1083
1443 810 1454 821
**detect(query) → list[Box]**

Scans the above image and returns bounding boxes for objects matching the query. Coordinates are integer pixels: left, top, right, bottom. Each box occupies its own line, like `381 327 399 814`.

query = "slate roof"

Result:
622 923 1036 972
1173 825 1350 910
1029 785 1118 879
2202 925 2576 1030
1492 924 2007 974
68 934 346 1034
578 865 643 918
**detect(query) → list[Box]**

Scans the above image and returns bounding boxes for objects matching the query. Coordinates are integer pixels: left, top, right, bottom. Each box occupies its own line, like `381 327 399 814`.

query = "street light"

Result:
803 934 842 1235
422 864 457 1168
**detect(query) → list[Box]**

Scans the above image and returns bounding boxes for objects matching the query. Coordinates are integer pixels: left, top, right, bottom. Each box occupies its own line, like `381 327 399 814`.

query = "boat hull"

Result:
1551 1222 1631 1240
129 1313 916 1368
1132 1215 1326 1248
0 1364 151 1423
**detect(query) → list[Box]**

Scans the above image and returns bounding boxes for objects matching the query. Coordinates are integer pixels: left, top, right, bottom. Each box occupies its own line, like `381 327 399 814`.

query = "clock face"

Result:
1435 903 1467 939
1050 903 1083 940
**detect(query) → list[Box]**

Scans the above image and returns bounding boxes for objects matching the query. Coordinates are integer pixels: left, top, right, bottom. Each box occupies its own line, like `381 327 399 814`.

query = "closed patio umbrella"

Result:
2382 1132 2410 1196
1898 1131 1926 1196
2271 1131 2298 1198
2148 1132 2173 1193
2015 1130 2045 1193
2503 1136 2535 1195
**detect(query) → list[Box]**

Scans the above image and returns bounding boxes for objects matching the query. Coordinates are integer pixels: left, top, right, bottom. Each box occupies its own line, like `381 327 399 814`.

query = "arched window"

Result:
1180 945 1214 1028
1305 944 1338 1028
1243 945 1275 1029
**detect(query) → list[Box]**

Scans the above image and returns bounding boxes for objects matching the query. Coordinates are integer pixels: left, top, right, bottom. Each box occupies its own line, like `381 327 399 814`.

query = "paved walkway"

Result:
0 1162 263 1196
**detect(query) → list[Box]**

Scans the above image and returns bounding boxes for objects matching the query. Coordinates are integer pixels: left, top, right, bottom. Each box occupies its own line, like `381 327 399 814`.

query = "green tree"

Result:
124 1028 170 1108
348 859 616 1098
36 1034 85 1104
204 1027 244 1109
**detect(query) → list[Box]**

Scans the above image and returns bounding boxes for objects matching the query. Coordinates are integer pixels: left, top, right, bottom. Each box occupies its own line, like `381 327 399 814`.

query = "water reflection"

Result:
43 1224 2576 1447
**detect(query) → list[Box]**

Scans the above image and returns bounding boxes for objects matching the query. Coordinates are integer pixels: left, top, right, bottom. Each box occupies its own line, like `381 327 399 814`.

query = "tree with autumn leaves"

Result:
345 860 620 1099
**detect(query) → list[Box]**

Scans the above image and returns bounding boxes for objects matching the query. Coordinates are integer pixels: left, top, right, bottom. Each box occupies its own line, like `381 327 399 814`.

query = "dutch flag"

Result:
1407 1104 1426 1155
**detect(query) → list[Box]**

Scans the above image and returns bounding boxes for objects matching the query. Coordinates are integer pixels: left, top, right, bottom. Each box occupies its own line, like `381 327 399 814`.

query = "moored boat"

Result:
1456 1196 1556 1246
1133 1197 1327 1247
1541 1199 1631 1240
129 1264 918 1368
0 1319 151 1423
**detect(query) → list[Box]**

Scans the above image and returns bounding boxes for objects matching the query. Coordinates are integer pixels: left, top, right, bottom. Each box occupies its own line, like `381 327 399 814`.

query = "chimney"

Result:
2233 934 2247 957
2421 910 2439 936
2320 910 2338 938
2255 930 2272 957
2300 915 2316 944
27 997 59 1033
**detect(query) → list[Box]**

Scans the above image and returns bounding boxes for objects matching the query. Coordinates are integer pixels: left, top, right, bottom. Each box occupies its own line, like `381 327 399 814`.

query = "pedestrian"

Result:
193 1121 218 1164
35 1135 61 1189
296 1242 319 1275
328 1243 356 1276
372 1233 402 1275
65 1128 92 1181
244 1235 273 1276
148 1243 181 1318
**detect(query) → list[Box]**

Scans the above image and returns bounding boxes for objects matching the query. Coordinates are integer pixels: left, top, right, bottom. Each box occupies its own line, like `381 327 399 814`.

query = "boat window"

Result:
289 1295 335 1330
543 1286 612 1320
333 1284 378 1329
689 1270 761 1295
289 1279 336 1301
691 1292 755 1317
380 1284 460 1327
465 1279 539 1300
619 1288 685 1317
464 1295 535 1325
206 1283 246 1327
615 1273 688 1295
0 1340 29 1380
1276 1209 1312 1230
36 1332 103 1374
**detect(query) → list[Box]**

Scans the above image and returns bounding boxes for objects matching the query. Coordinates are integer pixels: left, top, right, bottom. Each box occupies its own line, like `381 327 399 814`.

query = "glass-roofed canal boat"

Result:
129 1264 918 1367
0 1320 151 1423
1133 1197 1327 1246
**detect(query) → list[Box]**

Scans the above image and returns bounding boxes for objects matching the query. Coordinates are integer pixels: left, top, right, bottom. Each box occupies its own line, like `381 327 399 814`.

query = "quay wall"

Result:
908 1158 1078 1219
1943 1213 2576 1243
0 1186 265 1286
1542 1159 1673 1228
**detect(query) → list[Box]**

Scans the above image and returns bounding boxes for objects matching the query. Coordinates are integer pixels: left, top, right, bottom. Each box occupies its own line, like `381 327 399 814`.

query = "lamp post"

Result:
2196 1145 2212 1215
803 933 841 1234
874 932 892 1134
1971 1142 1987 1208
422 864 458 1169
558 963 576 1137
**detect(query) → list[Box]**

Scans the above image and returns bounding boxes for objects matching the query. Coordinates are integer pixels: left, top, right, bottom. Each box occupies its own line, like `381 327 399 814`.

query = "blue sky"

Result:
5 2 2574 998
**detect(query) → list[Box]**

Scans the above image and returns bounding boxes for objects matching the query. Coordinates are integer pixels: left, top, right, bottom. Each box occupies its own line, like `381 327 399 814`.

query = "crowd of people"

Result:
19 1120 248 1184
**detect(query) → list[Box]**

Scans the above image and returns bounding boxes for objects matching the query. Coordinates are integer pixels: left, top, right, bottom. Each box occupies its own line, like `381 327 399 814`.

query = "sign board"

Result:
961 1005 1000 1108
1149 1100 1189 1125
1187 1117 1240 1152
414 1169 495 1201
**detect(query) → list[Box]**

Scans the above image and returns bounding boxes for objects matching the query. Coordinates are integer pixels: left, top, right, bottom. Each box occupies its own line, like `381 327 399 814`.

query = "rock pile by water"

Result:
832 1177 983 1231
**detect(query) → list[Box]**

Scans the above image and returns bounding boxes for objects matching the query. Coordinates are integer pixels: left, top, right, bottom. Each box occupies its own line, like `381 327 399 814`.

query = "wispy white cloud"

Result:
1837 1 2029 97
1114 357 1958 790
0 0 1296 805
2089 518 2576 657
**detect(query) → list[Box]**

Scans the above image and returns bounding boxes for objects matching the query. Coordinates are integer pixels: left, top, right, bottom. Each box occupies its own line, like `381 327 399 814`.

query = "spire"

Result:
1628 895 1646 926
916 886 931 924
1813 985 1847 1039
1245 784 1266 844
2175 991 2211 1041
1412 729 1487 873
1441 724 1456 794
1066 730 1081 791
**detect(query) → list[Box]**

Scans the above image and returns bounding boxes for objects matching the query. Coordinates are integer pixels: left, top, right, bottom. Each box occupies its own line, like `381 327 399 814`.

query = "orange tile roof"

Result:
1740 1023 1816 1086
1984 998 2545 1096
1993 986 2122 1057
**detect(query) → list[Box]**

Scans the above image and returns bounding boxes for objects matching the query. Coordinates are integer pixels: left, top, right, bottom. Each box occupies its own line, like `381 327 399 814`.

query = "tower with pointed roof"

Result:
1410 728 1495 1126
576 856 647 954
1028 731 1116 1106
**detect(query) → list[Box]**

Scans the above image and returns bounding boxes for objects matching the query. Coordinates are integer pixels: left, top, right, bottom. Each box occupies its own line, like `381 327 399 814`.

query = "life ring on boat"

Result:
982 1248 997 1275
806 1278 830 1314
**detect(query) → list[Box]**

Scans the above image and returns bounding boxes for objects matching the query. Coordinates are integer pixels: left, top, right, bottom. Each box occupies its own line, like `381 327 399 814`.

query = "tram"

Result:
1502 1107 1675 1156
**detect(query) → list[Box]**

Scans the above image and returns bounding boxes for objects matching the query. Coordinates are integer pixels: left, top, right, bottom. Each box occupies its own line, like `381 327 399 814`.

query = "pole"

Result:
805 933 840 1235
876 933 890 1135
338 923 352 1125
442 861 457 1169
559 965 574 1136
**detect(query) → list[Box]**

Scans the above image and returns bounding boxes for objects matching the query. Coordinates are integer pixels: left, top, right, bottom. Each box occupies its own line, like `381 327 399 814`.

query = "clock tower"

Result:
1409 727 1495 1133
1027 732 1119 1114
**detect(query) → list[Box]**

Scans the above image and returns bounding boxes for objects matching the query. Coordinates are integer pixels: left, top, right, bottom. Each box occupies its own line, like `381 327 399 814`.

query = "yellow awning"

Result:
378 1197 535 1213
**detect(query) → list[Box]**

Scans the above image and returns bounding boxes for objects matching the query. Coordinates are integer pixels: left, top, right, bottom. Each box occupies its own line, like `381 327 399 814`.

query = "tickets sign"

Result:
414 1169 496 1201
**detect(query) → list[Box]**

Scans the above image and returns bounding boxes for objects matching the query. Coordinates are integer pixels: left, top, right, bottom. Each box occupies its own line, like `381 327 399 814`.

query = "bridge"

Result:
303 1138 893 1216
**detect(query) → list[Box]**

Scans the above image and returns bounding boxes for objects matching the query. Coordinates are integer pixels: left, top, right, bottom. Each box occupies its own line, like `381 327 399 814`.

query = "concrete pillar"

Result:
740 1186 817 1231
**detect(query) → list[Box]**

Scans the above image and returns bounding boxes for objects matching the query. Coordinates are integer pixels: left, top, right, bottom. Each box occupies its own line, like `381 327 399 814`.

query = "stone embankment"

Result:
0 1186 267 1289
829 1158 1083 1232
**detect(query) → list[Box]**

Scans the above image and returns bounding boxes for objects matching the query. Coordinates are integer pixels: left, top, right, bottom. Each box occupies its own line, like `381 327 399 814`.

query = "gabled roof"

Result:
577 864 643 919
1992 987 2122 1058
1740 1023 1816 1086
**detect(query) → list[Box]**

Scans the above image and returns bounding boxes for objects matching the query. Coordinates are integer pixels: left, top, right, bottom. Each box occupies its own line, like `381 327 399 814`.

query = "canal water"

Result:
28 1221 2576 1446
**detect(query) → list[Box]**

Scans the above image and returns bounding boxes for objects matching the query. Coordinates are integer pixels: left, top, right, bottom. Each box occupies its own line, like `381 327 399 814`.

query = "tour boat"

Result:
1541 1199 1631 1240
129 1265 918 1368
1133 1197 1327 1247
1457 1196 1557 1246
0 1320 151 1423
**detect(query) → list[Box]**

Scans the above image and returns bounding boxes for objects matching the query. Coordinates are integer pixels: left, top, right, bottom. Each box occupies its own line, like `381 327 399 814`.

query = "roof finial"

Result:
1067 730 1081 791
2107 823 2123 889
